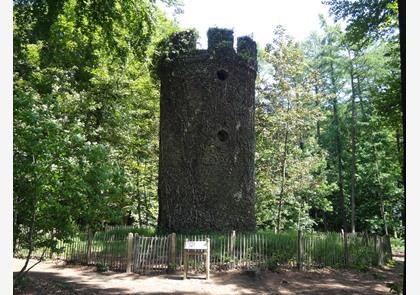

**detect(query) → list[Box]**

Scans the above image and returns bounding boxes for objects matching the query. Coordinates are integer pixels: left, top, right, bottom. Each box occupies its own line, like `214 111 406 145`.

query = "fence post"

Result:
344 231 349 266
297 229 303 270
184 238 189 279
168 233 176 273
86 228 93 265
377 235 391 266
126 232 134 273
378 235 384 266
374 235 383 266
230 230 236 265
384 234 392 262
133 233 139 273
206 238 210 280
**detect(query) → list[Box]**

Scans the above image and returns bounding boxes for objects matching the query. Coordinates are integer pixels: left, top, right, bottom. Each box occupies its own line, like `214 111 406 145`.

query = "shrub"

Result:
390 238 404 252
96 263 109 272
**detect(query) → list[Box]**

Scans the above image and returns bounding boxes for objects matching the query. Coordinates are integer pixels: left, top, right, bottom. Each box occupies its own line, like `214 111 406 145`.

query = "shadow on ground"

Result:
14 271 128 294
13 257 404 295
14 271 201 295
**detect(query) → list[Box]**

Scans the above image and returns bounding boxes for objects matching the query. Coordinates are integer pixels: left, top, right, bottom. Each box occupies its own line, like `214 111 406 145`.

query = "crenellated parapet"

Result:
156 28 257 76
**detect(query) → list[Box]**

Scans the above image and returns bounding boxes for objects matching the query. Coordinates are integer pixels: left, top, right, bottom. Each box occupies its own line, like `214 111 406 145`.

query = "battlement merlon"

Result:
237 36 257 69
207 28 234 50
158 28 257 72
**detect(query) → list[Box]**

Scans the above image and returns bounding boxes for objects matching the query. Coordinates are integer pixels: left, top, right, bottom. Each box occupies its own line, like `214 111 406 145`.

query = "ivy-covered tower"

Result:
157 28 257 233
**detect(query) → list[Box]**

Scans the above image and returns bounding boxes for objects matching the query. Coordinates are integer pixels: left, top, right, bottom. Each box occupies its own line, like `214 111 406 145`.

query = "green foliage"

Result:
386 259 396 268
267 248 296 271
386 282 403 295
104 226 156 238
322 0 399 44
256 25 334 232
390 238 404 252
348 243 376 270
223 254 234 264
96 262 109 272
298 14 403 235
151 28 198 79
13 0 179 274
266 257 279 272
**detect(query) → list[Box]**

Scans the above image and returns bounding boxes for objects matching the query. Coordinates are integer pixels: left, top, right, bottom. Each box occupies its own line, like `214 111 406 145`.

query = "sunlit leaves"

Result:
256 27 333 231
13 0 179 254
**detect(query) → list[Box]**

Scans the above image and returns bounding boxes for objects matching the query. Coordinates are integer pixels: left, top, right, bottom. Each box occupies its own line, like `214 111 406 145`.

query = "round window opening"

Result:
217 69 229 81
217 130 229 142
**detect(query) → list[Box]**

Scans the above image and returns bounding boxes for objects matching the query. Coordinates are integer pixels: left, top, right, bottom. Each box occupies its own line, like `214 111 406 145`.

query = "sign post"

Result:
183 238 210 280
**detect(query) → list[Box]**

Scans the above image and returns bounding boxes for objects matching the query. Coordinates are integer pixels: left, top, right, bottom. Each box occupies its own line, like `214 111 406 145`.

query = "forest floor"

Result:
13 252 404 295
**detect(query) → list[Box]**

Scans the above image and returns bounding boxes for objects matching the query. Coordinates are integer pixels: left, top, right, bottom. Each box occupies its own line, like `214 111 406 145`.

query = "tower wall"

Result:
157 28 257 233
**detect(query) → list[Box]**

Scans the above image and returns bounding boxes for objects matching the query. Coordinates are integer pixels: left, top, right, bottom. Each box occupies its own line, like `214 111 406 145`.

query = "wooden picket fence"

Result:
131 235 169 274
57 230 129 272
16 230 392 274
172 231 392 272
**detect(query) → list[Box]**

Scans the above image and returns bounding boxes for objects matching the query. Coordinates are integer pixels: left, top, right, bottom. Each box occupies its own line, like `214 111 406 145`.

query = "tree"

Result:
13 0 178 285
304 19 349 232
302 14 403 236
323 0 404 236
255 26 333 232
322 0 399 45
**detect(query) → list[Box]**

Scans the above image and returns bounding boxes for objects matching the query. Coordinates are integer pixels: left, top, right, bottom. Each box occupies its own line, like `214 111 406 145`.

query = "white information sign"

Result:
184 240 208 250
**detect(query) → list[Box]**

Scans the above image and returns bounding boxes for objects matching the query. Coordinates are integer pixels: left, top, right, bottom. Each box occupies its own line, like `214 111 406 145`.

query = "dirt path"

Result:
13 256 404 295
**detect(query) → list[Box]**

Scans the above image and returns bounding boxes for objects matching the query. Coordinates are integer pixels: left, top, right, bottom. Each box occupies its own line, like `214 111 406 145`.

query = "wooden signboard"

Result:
184 241 208 250
183 238 210 280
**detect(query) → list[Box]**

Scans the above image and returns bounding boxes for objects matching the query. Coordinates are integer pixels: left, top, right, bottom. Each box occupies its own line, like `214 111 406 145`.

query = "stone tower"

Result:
157 28 257 233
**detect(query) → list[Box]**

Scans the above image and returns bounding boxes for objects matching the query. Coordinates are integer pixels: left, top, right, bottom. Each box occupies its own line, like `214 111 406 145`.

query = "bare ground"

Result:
13 254 404 295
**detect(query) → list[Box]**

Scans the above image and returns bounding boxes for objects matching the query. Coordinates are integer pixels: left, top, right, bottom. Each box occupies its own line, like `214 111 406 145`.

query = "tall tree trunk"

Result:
275 199 283 233
13 199 19 255
395 129 403 183
276 102 290 232
136 170 142 227
393 226 398 239
396 129 401 161
315 85 321 142
314 85 327 232
356 77 366 117
349 54 358 234
144 184 149 226
379 192 389 236
323 211 328 231
373 145 389 236
14 168 38 286
330 61 347 232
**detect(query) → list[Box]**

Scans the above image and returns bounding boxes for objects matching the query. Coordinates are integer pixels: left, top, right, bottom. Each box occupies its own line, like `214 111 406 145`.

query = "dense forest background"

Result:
13 0 403 255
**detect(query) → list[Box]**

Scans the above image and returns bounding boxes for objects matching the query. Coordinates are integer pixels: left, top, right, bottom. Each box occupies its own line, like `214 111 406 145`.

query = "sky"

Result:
159 0 332 48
